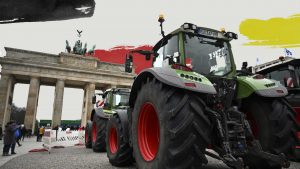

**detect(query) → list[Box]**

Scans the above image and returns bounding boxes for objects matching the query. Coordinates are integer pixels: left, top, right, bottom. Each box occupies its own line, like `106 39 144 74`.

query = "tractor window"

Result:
153 35 179 67
113 92 130 107
164 35 179 58
104 92 112 107
153 47 164 67
296 66 300 86
267 69 295 88
184 34 232 76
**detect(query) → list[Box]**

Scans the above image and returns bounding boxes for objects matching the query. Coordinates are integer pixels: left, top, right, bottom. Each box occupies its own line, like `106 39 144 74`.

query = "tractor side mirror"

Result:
125 55 133 73
92 95 96 104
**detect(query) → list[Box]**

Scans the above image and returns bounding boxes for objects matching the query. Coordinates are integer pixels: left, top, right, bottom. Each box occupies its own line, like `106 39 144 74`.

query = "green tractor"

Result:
85 88 130 152
251 57 300 160
105 16 298 169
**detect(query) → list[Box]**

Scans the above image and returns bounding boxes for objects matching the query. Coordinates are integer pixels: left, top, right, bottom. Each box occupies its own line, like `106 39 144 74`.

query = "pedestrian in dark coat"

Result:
0 126 2 140
21 125 27 141
2 121 18 156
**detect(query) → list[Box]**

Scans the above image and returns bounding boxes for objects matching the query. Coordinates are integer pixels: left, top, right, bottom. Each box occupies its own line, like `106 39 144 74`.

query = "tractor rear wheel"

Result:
85 120 92 148
106 115 133 166
242 96 298 169
132 78 212 169
92 116 107 152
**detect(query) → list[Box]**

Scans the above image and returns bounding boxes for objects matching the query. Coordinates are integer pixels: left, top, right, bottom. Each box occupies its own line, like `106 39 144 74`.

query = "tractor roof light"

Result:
279 56 285 61
182 23 197 31
158 14 165 23
220 28 226 33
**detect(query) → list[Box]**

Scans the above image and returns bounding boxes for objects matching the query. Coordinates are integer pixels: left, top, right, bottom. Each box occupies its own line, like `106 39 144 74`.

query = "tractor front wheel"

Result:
132 78 212 169
85 120 92 148
92 116 107 152
106 115 133 166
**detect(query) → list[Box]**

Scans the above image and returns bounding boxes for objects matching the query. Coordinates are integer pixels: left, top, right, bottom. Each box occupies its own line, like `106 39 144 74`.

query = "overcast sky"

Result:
0 0 299 120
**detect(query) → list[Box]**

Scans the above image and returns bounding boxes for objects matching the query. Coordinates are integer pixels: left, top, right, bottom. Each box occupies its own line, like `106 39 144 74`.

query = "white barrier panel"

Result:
43 130 85 148
52 130 85 147
42 129 55 153
78 130 85 145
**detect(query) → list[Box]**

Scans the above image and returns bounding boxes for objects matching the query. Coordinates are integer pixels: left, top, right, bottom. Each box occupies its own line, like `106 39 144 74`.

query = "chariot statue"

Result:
65 30 96 55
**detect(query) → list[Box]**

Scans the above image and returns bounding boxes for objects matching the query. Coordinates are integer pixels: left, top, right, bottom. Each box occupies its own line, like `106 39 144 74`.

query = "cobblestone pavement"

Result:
0 137 44 167
0 144 299 169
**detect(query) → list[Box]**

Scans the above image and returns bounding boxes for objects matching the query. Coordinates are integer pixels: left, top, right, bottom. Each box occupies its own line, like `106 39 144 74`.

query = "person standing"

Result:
39 126 44 141
36 127 40 142
2 121 18 156
10 121 19 155
0 125 2 140
21 125 27 141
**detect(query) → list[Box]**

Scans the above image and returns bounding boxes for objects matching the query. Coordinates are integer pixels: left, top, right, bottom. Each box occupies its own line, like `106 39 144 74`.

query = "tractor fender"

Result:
237 76 288 99
113 109 130 143
91 108 110 121
129 67 216 107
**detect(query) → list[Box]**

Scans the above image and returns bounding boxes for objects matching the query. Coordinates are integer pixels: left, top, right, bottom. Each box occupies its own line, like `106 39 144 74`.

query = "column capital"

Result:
30 76 40 80
57 79 65 82
84 83 96 90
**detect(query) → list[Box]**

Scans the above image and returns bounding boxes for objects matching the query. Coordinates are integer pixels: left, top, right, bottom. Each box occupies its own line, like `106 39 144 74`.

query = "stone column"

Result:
52 79 64 129
81 83 95 127
0 74 15 129
24 77 40 133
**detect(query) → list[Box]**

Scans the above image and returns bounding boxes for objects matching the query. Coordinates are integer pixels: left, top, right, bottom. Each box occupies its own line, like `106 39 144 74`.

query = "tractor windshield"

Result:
113 92 130 108
184 34 232 76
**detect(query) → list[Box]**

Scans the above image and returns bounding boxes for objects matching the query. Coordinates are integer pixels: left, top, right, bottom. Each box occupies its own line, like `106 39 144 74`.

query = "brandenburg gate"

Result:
0 47 134 132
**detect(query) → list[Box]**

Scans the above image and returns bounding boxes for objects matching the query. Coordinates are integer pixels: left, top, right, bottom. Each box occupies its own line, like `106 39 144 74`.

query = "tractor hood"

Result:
144 67 217 94
237 75 288 99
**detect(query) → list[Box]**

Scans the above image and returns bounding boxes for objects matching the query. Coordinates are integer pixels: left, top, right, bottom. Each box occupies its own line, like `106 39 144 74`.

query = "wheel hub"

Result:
109 127 118 154
92 122 97 143
138 103 160 161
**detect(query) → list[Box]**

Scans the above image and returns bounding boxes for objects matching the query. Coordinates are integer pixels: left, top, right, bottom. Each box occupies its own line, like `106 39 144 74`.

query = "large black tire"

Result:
132 78 212 169
106 115 133 166
286 91 300 161
92 115 107 152
85 120 92 148
242 96 298 169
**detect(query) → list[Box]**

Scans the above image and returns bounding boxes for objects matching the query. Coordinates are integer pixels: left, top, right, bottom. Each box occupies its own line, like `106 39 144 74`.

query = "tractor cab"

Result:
93 88 130 111
254 57 300 89
125 17 238 79
152 23 238 77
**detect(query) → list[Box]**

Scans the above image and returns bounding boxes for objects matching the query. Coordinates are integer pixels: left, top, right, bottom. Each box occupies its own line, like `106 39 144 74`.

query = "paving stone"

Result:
0 138 299 169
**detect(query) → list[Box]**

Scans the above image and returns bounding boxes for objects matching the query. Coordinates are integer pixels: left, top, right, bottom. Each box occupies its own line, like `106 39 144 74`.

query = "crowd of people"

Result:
2 120 26 156
2 122 85 156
